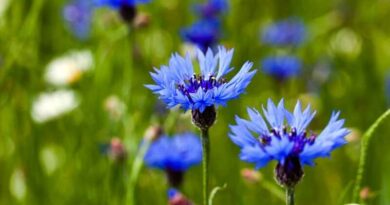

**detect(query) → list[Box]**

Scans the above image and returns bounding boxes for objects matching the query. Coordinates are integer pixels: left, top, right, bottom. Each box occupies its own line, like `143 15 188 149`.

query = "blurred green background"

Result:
1 0 390 204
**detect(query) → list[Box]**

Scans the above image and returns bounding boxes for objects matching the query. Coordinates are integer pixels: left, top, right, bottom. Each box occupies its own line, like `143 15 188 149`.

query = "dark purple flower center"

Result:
177 74 226 103
258 126 317 155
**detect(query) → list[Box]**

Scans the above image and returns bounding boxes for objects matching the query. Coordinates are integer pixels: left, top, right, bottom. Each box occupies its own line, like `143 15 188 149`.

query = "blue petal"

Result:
285 101 316 135
144 133 202 172
299 111 350 164
229 118 258 147
262 99 285 129
239 145 271 169
264 135 293 163
246 107 269 135
198 48 218 76
216 46 234 79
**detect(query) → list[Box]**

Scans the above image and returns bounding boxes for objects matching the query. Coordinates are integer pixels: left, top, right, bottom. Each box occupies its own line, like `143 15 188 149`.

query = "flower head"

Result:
144 132 202 186
261 55 301 80
45 50 93 87
100 138 127 161
229 99 350 187
146 46 256 113
194 0 228 18
181 19 221 53
94 0 151 22
94 0 150 8
63 0 93 39
31 90 79 123
262 18 306 47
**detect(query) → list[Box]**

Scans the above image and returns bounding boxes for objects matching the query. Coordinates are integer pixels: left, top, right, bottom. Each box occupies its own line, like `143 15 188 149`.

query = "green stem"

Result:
286 187 295 205
261 180 285 202
352 109 390 202
127 139 151 205
124 26 134 103
201 129 210 205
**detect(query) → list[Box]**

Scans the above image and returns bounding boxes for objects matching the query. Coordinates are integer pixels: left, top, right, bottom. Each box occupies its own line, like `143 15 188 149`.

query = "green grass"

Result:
1 0 390 204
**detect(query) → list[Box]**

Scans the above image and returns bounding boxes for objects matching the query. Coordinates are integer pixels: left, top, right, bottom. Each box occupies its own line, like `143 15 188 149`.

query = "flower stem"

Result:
127 139 151 205
286 187 295 205
201 128 210 205
261 179 285 202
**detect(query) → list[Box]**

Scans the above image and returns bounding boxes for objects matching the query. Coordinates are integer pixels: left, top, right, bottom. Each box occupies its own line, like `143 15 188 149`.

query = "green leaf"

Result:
352 109 390 202
208 183 227 205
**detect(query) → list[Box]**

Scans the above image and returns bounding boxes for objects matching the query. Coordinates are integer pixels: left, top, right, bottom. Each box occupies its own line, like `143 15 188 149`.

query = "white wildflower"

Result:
45 50 93 86
31 90 79 123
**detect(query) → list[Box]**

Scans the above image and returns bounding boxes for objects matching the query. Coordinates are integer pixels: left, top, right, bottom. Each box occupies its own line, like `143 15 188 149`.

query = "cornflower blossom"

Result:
261 55 301 80
229 99 350 187
94 0 150 22
194 0 228 19
146 46 256 129
63 0 93 39
181 19 221 54
144 133 202 187
262 18 306 47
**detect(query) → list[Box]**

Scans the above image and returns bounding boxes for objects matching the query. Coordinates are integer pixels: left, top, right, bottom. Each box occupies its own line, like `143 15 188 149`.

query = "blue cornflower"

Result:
146 46 256 113
181 19 221 53
144 133 202 186
63 0 93 39
229 99 350 187
262 18 306 47
261 55 301 80
194 0 229 18
94 0 150 8
94 0 150 22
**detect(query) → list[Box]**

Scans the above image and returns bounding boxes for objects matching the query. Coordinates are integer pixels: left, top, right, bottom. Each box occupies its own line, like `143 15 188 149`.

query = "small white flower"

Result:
45 50 93 86
31 90 79 123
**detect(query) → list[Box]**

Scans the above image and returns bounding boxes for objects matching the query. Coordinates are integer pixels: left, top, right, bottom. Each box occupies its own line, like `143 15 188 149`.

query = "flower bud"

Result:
360 187 375 201
119 5 136 23
168 189 193 205
241 168 262 184
133 12 150 28
108 138 127 161
191 106 216 131
274 156 304 188
144 125 163 141
166 169 184 188
346 128 361 143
